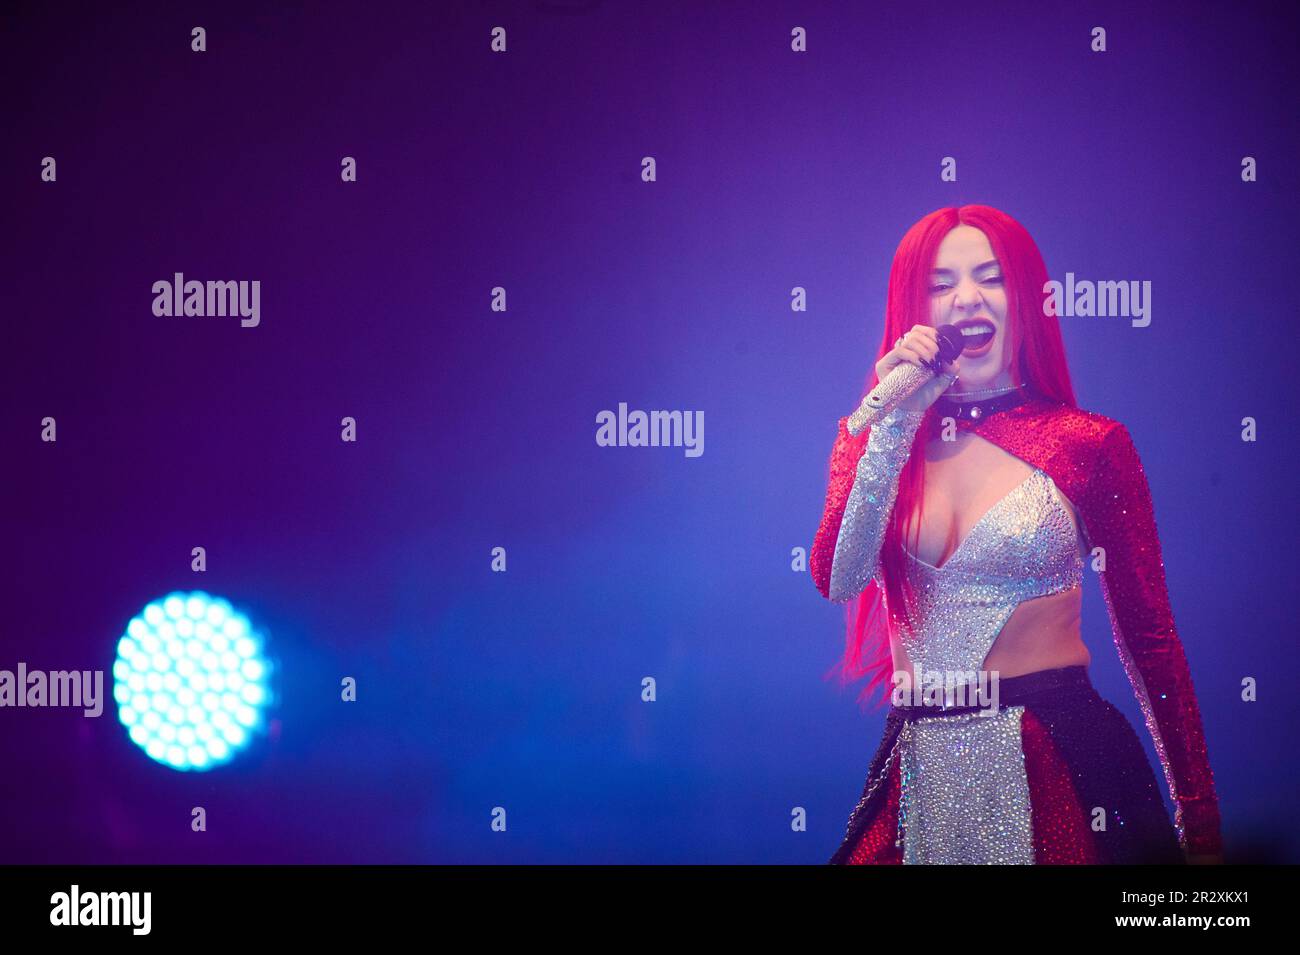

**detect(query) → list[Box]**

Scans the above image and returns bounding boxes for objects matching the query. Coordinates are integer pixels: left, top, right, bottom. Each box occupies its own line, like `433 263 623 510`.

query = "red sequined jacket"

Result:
810 394 1224 857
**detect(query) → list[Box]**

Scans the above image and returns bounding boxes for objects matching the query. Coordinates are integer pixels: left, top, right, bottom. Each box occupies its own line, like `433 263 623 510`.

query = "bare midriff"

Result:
889 432 1092 688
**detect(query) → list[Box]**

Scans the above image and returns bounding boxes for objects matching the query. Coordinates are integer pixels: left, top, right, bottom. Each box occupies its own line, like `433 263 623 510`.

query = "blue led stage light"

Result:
113 592 272 771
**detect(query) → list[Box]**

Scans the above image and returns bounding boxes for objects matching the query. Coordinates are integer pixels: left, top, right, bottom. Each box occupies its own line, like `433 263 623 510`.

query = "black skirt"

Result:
829 665 1184 864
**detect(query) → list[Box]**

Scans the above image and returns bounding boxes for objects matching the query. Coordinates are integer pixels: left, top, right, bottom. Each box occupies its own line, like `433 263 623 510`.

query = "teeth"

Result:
960 325 993 337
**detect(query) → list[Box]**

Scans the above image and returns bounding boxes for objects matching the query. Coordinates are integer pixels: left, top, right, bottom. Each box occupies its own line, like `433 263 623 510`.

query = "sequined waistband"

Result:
890 665 1094 722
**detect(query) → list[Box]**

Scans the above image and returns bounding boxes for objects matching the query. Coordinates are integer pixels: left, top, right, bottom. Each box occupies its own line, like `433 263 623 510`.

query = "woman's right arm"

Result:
825 406 927 602
809 416 871 600
810 323 951 602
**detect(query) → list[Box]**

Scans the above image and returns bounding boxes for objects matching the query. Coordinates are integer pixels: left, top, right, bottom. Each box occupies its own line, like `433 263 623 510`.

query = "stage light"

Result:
113 591 272 771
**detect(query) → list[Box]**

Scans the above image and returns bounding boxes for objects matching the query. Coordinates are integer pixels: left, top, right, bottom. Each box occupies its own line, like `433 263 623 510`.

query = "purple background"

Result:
2 0 1296 863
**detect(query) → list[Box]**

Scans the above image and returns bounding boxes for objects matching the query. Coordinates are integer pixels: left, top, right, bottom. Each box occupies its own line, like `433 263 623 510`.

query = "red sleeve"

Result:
1081 422 1223 856
810 416 871 599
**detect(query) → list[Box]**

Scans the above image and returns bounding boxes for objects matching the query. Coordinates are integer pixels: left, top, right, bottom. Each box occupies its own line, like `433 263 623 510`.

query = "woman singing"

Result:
810 205 1223 864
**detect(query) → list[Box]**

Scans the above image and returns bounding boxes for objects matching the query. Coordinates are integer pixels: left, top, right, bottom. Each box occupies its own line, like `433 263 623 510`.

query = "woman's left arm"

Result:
1080 421 1223 859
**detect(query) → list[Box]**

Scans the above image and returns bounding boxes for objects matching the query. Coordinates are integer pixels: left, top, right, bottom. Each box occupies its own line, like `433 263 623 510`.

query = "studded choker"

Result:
934 383 1035 423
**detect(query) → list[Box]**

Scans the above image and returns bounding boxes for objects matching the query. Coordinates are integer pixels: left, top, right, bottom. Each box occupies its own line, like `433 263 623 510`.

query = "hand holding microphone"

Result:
846 324 964 435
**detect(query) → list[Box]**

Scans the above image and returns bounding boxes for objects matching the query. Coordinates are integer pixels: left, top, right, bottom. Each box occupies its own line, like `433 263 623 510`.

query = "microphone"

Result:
846 325 965 436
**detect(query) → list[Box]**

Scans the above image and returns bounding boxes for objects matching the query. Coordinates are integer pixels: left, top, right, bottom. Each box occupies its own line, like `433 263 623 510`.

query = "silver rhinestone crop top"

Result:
829 406 1085 672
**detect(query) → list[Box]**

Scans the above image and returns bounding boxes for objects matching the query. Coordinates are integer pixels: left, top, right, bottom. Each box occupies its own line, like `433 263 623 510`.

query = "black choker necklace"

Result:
934 383 1035 423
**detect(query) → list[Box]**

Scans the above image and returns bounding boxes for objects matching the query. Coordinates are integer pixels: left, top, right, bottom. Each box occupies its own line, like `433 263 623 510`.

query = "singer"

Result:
811 205 1223 864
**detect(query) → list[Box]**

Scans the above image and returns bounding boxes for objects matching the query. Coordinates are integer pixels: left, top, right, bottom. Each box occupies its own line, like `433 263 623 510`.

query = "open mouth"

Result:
955 318 996 356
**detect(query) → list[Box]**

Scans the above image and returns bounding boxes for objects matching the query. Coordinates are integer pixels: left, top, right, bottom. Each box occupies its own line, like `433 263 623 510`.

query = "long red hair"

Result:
831 205 1078 708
